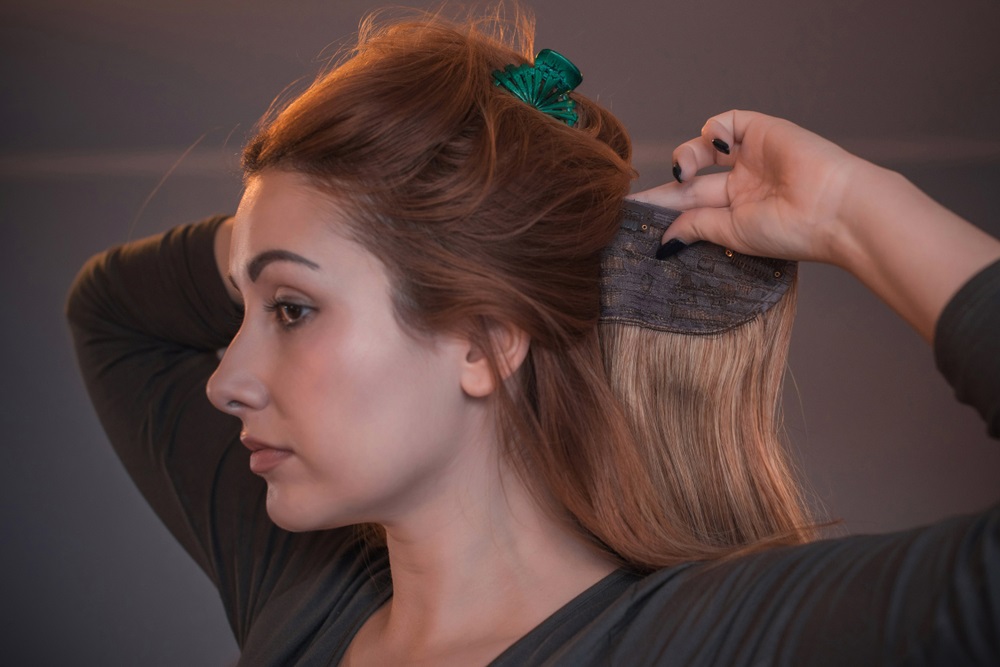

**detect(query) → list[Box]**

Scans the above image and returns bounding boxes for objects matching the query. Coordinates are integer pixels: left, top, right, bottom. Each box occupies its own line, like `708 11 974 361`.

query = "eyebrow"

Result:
246 249 321 282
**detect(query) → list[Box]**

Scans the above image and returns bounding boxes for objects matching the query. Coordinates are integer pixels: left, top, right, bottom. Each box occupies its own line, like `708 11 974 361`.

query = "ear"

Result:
459 322 530 398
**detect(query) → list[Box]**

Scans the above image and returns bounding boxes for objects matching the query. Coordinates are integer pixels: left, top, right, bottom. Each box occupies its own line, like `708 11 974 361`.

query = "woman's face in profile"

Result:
207 171 488 533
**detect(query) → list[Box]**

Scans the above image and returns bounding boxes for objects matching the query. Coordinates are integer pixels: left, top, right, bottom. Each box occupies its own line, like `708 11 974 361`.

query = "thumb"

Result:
658 207 735 258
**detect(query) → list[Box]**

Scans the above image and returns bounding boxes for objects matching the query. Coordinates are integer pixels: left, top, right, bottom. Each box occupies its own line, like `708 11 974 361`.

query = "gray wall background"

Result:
2 1 999 664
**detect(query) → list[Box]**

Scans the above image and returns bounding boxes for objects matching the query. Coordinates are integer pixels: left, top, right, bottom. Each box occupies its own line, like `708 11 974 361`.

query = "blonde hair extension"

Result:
600 282 816 552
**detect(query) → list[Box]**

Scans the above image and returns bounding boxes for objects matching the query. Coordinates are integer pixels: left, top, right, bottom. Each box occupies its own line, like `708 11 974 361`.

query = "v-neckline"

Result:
332 566 638 666
487 568 638 665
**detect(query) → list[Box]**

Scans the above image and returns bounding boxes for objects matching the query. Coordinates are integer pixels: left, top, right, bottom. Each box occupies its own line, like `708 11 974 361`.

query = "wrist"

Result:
826 159 911 275
819 159 1000 341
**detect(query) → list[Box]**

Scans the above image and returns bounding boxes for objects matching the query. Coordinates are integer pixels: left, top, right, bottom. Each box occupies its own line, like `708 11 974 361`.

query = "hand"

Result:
633 110 1000 342
632 109 876 267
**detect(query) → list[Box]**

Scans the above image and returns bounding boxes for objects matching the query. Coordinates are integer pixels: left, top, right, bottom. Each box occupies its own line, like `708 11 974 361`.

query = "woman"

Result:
67 11 999 666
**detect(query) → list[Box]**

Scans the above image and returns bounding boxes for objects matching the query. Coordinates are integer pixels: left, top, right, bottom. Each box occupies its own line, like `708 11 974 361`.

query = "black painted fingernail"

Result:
711 138 730 155
656 239 687 260
672 162 683 184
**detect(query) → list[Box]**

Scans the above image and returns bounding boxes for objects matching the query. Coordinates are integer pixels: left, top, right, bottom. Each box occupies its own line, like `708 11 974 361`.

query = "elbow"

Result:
65 250 109 332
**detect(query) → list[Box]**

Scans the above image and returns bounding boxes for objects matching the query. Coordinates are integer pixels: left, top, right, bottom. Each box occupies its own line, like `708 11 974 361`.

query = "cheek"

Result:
281 324 459 466
262 339 397 528
261 317 470 529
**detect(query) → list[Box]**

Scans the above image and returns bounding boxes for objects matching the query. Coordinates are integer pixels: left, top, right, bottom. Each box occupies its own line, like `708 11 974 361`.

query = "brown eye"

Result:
265 300 312 329
278 303 303 323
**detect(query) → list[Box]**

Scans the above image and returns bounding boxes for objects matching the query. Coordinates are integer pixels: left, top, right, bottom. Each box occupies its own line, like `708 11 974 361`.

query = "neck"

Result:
367 455 617 660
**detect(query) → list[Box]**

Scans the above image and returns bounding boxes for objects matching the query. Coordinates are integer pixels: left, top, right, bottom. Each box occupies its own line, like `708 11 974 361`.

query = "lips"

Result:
241 433 293 474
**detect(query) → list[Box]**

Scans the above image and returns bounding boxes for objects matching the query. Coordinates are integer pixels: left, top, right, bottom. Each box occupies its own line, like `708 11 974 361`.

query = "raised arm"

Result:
66 215 252 566
632 110 1000 343
67 217 283 644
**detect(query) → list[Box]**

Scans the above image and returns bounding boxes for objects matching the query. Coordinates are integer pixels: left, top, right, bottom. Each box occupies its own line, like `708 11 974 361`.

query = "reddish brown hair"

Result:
242 9 813 570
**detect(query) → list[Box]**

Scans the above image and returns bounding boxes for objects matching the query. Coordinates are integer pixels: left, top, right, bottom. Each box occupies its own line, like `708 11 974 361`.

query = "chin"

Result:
264 489 356 533
267 512 312 532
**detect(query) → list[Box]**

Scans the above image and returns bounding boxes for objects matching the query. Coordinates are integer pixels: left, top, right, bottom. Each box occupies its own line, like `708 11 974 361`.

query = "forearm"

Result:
68 216 241 350
833 163 1000 342
66 216 246 574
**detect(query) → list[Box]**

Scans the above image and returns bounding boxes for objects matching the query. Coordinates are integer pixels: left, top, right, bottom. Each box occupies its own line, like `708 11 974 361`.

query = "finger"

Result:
671 135 722 182
672 110 765 181
701 115 738 166
702 109 766 149
632 172 730 211
660 206 737 248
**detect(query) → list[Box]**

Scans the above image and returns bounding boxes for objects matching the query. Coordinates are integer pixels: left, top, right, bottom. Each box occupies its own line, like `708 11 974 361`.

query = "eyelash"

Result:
263 299 313 330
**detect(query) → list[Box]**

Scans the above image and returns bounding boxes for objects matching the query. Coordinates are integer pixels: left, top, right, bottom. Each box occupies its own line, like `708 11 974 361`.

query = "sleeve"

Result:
65 216 337 646
608 505 1000 666
934 257 1000 438
780 507 1000 665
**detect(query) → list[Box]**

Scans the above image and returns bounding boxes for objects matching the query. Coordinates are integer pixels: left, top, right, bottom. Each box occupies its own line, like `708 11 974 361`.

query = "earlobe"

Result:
459 324 530 398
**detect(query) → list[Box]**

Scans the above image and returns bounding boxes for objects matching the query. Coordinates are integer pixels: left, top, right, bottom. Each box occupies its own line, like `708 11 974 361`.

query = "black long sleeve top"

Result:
66 216 1000 665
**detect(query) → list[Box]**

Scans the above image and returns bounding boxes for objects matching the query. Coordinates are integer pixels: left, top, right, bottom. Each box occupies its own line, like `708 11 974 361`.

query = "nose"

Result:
206 330 269 415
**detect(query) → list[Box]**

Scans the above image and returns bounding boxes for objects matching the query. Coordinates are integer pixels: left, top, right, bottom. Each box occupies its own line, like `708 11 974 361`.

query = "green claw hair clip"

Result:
492 49 583 127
